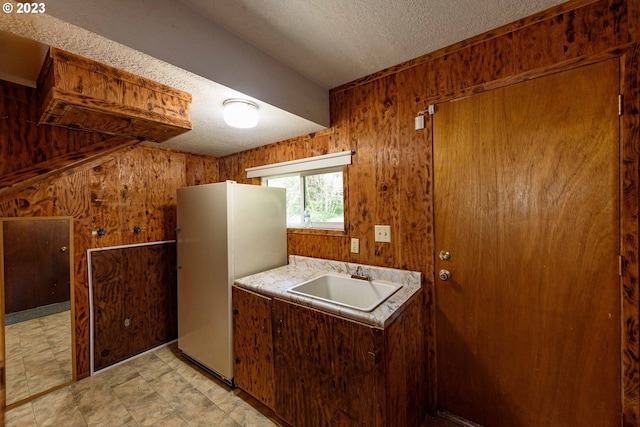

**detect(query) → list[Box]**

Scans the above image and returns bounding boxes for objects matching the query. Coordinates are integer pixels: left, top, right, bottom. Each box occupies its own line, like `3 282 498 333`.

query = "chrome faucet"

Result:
351 266 371 282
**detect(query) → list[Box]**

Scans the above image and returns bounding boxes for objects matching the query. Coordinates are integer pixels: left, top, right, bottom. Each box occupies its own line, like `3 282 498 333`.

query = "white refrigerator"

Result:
176 181 287 385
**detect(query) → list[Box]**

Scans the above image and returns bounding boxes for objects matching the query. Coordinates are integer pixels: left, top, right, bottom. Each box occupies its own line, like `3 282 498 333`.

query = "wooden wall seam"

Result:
331 0 602 95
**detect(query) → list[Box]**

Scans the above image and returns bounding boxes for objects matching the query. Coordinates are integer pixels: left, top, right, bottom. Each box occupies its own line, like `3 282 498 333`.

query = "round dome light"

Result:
223 99 259 128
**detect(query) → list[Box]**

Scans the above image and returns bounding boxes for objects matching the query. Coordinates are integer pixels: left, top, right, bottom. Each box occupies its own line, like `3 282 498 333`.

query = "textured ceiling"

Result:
0 0 567 157
183 0 566 89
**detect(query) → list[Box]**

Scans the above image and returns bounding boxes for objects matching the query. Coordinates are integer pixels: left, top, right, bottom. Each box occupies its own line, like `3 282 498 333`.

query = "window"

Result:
245 150 352 231
264 168 344 229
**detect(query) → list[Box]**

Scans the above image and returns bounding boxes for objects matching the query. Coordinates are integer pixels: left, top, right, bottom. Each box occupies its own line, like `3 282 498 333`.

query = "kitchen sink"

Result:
288 273 402 312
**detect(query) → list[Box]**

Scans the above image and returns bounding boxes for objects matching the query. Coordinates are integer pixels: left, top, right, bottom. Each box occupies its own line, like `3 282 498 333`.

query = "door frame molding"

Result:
619 43 639 427
426 43 640 425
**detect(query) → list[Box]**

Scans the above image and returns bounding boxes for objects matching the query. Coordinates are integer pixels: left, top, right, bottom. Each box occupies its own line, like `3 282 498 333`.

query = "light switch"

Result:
374 225 391 243
351 238 360 253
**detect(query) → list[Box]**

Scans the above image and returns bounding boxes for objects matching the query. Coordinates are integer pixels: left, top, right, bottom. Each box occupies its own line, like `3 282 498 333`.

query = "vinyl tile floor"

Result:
5 341 460 427
5 310 73 406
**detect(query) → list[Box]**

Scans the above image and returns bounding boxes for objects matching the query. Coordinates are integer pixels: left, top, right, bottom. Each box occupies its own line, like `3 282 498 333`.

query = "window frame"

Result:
263 166 346 231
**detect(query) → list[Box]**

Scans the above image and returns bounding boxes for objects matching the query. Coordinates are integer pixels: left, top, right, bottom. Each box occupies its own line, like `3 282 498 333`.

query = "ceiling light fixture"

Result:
223 99 259 129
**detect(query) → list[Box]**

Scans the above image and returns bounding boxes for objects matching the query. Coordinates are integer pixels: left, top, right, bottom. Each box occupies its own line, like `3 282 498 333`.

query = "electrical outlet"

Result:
374 225 391 243
351 238 360 253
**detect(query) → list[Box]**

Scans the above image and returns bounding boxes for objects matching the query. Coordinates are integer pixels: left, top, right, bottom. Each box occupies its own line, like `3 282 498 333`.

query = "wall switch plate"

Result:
374 225 391 243
351 238 360 253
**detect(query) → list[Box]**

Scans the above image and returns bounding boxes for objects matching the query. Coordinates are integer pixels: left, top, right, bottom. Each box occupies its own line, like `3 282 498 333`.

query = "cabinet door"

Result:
232 286 275 409
274 298 378 427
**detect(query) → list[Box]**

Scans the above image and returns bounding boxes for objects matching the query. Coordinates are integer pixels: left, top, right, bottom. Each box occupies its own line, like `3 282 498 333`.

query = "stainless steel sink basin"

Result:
288 273 402 312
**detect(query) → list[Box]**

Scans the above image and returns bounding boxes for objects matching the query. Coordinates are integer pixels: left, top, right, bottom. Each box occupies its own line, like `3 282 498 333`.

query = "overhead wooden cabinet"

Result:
37 47 192 143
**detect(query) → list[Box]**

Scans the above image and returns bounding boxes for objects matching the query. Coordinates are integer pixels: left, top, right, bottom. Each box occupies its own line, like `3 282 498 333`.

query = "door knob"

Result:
438 269 451 281
60 246 68 253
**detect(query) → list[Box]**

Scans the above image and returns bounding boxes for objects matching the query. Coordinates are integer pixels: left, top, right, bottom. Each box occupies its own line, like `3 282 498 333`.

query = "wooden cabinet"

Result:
232 286 276 409
37 48 192 143
232 284 427 427
274 298 379 427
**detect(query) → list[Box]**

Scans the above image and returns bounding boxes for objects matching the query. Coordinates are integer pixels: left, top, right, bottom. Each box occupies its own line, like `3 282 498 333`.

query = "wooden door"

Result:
3 219 70 314
274 299 376 427
232 286 275 409
434 59 621 427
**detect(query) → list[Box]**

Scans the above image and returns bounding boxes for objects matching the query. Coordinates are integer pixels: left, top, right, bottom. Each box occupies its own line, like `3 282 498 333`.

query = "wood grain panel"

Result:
147 149 185 242
274 298 377 427
384 290 426 427
118 149 149 245
622 44 640 427
511 15 566 73
3 218 70 313
91 242 177 371
630 0 640 42
232 286 275 409
394 64 431 273
370 76 401 268
140 245 177 343
0 141 217 379
332 0 610 94
0 136 140 200
38 48 192 143
395 64 437 413
434 59 620 427
346 81 384 267
0 0 637 420
286 229 349 260
218 2 640 423
73 215 92 378
184 152 219 187
0 80 110 177
91 249 125 369
90 158 122 248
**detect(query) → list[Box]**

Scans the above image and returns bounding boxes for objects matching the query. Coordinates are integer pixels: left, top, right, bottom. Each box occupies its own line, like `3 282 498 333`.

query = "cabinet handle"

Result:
232 307 239 315
235 357 240 364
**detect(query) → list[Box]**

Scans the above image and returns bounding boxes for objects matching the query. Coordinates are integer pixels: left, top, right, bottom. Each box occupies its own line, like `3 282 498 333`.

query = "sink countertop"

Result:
234 255 422 328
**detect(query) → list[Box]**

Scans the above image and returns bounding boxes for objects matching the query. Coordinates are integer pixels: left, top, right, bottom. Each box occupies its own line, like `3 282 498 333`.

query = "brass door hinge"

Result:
619 255 623 276
619 94 624 116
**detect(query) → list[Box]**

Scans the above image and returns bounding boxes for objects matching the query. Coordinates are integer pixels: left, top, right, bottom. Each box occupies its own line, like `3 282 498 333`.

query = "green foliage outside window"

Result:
304 172 343 223
265 169 344 228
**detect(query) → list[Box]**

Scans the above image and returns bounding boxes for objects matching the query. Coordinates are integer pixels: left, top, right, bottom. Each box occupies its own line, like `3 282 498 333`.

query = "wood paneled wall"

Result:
1 0 639 423
90 242 177 371
0 80 218 378
219 0 640 423
0 81 109 177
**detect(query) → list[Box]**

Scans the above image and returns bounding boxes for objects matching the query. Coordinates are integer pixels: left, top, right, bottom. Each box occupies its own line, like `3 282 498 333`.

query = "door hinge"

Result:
618 94 624 116
619 255 623 276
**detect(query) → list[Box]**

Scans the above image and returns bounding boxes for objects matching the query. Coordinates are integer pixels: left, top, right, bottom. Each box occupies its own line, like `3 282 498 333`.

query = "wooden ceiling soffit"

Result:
0 136 140 199
37 47 192 143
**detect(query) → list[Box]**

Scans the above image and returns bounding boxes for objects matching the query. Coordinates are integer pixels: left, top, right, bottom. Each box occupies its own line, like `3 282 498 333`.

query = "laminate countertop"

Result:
234 255 422 328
